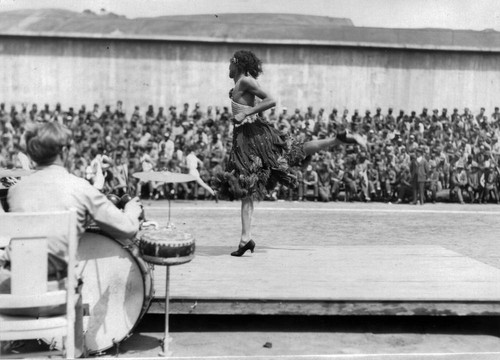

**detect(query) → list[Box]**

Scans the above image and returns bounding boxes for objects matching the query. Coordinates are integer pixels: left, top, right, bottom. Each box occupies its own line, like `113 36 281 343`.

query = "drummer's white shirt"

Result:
3 165 140 265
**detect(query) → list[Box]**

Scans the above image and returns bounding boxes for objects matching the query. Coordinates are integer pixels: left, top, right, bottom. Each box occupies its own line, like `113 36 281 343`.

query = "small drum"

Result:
77 229 153 353
139 228 195 266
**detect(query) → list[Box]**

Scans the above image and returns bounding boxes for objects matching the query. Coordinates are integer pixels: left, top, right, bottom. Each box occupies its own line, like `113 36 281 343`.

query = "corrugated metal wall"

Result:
0 36 498 115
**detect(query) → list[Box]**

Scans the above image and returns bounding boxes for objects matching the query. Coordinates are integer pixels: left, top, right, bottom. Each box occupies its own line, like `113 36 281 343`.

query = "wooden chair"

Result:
0 209 79 358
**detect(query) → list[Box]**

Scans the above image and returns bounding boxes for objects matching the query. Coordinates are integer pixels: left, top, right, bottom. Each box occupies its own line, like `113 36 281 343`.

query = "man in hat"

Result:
439 108 449 125
351 109 361 125
450 161 467 204
491 107 500 124
362 110 372 129
476 107 488 129
466 157 482 203
372 107 382 131
383 107 394 128
191 102 203 123
480 162 499 204
419 107 430 128
312 109 326 136
168 105 177 123
156 106 167 125
461 107 475 128
110 152 129 197
180 103 190 123
302 164 319 201
304 106 316 126
289 108 304 130
276 107 291 133
426 160 440 203
160 131 175 162
340 109 349 127
410 147 429 205
114 100 126 121
407 134 418 152
328 108 338 125
451 108 462 132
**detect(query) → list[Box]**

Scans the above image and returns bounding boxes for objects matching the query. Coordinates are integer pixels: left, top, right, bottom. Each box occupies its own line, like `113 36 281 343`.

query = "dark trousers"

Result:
303 183 319 198
412 181 426 204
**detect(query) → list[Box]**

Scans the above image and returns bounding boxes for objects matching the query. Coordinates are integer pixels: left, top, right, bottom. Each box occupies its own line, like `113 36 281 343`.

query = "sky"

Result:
0 0 499 31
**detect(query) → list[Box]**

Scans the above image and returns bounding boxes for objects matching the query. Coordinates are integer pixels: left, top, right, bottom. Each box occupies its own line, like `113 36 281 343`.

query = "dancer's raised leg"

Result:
303 131 366 156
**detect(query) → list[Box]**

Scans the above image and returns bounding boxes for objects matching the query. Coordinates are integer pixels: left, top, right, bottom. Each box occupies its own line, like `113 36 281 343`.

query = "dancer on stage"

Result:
214 50 366 257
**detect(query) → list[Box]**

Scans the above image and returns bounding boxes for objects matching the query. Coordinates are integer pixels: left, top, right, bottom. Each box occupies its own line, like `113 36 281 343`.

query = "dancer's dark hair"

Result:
231 50 263 79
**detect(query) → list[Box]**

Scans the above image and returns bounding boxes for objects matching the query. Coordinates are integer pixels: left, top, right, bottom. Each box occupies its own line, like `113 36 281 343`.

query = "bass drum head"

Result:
78 231 152 353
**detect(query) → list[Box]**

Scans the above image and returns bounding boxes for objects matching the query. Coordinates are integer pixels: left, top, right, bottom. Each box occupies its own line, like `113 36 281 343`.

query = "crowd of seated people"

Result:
1 101 499 204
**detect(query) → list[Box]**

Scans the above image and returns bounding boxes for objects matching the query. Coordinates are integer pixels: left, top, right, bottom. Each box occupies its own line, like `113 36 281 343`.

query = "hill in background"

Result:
0 8 498 50
0 9 353 40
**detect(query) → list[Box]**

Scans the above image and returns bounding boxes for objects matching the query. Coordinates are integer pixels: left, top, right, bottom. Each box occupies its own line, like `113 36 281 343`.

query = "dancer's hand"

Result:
229 88 234 98
234 112 246 123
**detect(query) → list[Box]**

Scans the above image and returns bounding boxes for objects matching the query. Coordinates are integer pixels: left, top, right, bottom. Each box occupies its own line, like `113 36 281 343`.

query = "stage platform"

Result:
148 245 500 316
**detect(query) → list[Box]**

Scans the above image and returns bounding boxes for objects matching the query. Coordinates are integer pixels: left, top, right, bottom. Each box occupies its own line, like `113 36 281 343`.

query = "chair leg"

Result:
64 335 75 359
74 292 86 358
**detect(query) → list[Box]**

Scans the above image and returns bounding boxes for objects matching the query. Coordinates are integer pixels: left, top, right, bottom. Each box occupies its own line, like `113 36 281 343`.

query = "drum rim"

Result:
142 253 195 266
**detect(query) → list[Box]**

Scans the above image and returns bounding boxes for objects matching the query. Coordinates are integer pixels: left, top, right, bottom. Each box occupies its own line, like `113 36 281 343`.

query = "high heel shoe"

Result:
337 131 367 149
230 239 255 257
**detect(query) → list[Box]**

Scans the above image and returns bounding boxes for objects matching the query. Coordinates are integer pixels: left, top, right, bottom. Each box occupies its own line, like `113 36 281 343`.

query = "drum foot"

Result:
112 338 121 357
159 337 172 357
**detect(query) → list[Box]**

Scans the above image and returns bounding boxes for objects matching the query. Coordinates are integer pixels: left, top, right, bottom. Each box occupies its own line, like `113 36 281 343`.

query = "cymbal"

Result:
0 168 34 178
132 171 196 183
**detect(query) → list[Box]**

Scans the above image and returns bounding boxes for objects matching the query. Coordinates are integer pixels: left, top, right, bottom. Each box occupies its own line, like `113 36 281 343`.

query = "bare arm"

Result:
234 77 276 122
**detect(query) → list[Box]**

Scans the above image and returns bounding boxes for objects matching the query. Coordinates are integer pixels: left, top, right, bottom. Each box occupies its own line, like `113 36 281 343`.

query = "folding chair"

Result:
0 209 80 358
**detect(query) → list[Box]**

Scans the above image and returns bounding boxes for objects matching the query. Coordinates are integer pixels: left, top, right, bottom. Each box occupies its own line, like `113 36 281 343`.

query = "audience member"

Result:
0 101 499 204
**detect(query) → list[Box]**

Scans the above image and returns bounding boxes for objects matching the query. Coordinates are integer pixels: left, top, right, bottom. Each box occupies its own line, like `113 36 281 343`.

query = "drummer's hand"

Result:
124 196 143 219
0 177 17 188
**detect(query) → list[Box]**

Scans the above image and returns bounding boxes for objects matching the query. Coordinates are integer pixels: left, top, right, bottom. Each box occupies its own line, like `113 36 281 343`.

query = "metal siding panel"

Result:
0 37 499 115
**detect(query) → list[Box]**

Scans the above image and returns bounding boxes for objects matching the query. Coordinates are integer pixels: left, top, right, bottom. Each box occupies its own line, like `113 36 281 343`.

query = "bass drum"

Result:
77 229 154 354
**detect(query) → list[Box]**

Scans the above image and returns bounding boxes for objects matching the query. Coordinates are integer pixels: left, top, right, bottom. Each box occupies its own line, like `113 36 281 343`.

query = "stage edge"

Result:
148 299 500 316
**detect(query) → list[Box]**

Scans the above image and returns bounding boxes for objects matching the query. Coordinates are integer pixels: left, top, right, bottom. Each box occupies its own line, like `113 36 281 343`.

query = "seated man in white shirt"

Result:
0 121 143 315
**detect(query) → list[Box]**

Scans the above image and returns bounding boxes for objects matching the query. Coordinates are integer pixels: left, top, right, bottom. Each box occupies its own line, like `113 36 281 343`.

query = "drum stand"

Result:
132 173 196 357
162 188 175 229
159 265 172 357
156 257 193 357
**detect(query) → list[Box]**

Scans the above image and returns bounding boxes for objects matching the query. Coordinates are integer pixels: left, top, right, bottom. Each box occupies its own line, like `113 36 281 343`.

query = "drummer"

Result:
0 122 143 305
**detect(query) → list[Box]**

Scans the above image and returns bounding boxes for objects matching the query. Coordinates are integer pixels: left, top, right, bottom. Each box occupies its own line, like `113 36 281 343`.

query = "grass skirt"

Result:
213 117 306 200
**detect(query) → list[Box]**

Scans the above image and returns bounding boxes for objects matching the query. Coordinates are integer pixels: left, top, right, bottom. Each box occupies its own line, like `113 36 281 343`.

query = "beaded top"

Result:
231 100 258 127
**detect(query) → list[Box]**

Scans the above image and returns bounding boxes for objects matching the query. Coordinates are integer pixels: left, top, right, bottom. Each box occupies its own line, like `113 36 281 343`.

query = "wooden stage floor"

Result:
148 244 500 316
141 201 500 317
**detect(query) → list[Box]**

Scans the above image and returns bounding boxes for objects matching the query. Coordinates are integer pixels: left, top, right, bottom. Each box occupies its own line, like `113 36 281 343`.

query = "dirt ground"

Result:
5 200 500 359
